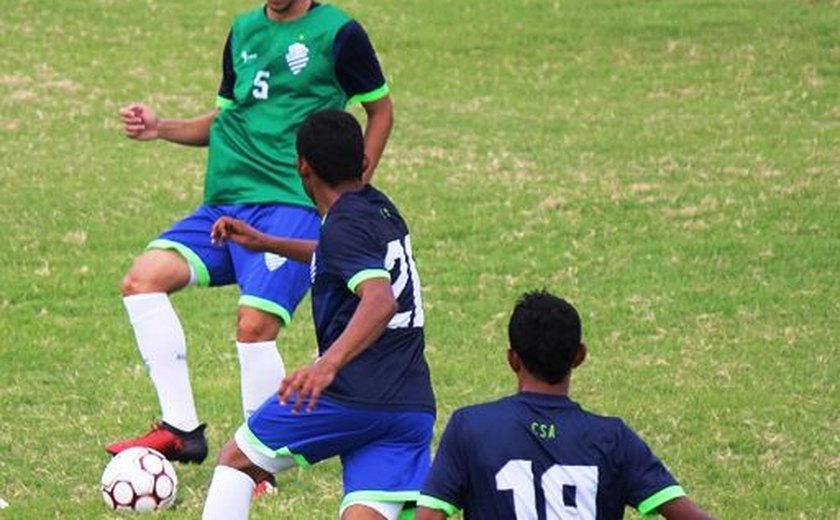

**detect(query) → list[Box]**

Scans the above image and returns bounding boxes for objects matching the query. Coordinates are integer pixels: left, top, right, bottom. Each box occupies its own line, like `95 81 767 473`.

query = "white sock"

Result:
236 341 285 418
202 466 255 520
123 293 200 432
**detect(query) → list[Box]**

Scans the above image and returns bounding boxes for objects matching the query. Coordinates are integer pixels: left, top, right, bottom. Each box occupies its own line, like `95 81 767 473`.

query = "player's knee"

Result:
236 307 281 342
217 439 269 482
121 270 153 297
121 251 190 296
121 268 171 297
216 439 247 468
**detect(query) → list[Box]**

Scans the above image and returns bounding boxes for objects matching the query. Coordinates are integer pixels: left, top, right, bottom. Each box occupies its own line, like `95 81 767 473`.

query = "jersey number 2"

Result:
385 236 424 329
496 460 598 519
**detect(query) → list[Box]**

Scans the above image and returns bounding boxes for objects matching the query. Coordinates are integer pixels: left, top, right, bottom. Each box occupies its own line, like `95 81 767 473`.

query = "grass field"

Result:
1 0 838 518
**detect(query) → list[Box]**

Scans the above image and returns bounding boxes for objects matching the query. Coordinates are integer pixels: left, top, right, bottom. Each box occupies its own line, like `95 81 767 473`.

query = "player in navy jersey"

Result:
201 110 434 520
418 292 714 520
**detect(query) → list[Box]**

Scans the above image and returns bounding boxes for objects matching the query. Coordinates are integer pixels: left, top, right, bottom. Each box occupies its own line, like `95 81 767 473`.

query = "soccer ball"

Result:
100 447 178 512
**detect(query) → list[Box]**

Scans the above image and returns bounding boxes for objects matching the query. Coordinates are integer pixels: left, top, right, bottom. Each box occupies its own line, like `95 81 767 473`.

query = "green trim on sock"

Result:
341 490 420 510
417 494 459 517
239 423 311 469
348 83 390 105
216 95 234 109
146 239 210 287
638 485 686 516
239 295 292 326
398 506 417 520
347 269 390 293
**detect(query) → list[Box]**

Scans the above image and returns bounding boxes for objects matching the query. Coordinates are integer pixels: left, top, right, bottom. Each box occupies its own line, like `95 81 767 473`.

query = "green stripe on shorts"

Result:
417 494 460 517
147 239 210 287
342 490 420 511
239 295 292 326
239 423 311 469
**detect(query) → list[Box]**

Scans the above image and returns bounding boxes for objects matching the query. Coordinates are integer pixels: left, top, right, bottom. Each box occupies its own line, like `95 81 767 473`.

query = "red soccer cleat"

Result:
106 422 208 464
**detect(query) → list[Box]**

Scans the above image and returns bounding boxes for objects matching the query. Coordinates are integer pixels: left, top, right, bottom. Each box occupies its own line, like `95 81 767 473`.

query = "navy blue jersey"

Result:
419 393 685 519
311 186 435 413
219 3 386 102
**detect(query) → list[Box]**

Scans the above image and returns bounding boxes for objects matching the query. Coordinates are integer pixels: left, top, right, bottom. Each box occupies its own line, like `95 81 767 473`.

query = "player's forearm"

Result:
256 236 317 264
321 281 396 371
156 110 217 146
361 96 393 184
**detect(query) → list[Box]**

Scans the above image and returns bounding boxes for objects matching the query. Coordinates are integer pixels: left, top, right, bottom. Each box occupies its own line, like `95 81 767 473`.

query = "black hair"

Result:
296 109 364 186
507 290 582 384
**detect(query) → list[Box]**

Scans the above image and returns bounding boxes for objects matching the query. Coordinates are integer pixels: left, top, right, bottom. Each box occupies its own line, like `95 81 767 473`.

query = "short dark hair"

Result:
296 109 364 186
507 291 582 384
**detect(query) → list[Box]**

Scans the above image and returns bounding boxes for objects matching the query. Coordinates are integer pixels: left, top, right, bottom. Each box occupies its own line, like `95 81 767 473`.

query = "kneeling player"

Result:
202 110 435 520
417 291 715 520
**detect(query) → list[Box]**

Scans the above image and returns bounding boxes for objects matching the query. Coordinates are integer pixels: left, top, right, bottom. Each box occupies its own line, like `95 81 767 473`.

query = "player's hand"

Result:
119 103 159 141
278 358 338 413
210 216 265 249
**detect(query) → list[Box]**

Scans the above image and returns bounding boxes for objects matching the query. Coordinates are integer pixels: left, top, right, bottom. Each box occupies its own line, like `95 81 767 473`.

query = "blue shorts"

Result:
149 204 320 324
236 395 434 505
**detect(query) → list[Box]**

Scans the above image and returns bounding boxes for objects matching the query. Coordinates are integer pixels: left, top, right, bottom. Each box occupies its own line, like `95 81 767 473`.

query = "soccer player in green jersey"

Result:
107 1 393 478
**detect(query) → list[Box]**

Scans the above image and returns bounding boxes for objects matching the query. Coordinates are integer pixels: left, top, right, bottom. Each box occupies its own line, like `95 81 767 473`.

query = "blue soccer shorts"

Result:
235 394 435 507
148 204 320 325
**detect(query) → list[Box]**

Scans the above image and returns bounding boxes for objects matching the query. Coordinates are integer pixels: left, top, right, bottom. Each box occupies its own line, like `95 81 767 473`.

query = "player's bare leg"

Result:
235 305 284 497
203 438 291 519
107 249 207 463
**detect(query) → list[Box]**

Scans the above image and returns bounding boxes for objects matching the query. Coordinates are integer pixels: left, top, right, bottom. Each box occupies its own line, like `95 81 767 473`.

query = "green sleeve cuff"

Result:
638 485 687 515
347 269 390 293
417 494 460 517
347 83 390 105
216 95 234 109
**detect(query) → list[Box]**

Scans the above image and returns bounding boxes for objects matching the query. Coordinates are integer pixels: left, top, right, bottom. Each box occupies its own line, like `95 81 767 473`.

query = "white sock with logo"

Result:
202 466 254 520
236 340 285 418
123 293 200 432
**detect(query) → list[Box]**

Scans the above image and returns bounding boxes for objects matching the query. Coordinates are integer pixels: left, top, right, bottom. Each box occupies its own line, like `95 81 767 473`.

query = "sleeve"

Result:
619 423 687 516
320 211 390 292
418 411 468 517
216 30 236 109
333 20 389 104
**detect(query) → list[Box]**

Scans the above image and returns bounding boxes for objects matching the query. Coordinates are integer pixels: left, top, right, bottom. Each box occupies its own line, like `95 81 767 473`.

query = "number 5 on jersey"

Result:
252 70 269 100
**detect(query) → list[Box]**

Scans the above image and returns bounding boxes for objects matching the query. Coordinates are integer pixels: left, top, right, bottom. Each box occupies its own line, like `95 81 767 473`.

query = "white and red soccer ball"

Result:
101 447 178 512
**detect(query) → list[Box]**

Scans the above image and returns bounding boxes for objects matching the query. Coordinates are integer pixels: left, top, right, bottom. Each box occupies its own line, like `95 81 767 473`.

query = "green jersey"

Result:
205 4 381 206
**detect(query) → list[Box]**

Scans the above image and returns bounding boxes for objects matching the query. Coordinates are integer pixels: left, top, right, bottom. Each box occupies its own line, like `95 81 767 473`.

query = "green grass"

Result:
1 0 838 518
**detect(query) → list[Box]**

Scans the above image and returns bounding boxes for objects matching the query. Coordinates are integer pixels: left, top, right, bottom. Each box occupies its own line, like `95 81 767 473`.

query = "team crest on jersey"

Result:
285 43 310 75
264 253 287 272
